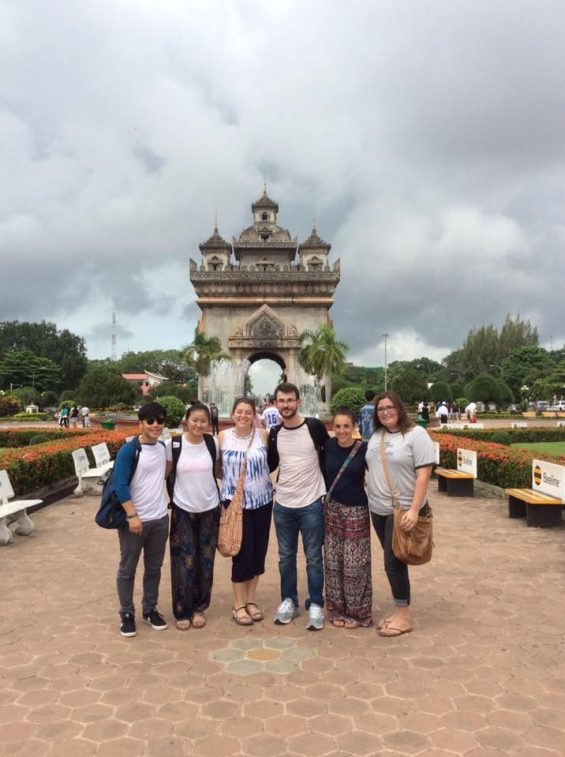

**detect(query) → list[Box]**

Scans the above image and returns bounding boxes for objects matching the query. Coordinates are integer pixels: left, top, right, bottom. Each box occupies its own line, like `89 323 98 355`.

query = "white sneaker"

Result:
274 598 299 625
306 603 324 631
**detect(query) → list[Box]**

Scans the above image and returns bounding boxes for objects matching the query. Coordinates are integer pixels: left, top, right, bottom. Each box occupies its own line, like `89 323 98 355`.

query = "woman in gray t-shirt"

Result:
366 391 435 637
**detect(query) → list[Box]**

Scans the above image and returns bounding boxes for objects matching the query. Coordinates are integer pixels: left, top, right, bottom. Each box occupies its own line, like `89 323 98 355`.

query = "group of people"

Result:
112 383 435 640
58 404 90 427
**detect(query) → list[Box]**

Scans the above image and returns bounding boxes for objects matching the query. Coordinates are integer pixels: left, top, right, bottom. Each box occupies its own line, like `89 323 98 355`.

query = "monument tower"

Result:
189 187 340 411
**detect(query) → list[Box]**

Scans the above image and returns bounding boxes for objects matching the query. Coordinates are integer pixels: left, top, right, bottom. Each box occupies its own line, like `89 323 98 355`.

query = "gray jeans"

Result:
117 515 169 617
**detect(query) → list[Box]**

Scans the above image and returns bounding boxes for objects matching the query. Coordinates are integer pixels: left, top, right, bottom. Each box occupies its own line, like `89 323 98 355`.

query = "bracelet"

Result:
126 513 138 520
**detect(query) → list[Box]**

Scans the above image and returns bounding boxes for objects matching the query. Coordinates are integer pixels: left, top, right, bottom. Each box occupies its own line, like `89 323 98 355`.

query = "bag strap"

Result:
234 430 255 493
203 433 221 498
379 431 400 505
326 440 362 501
128 437 142 483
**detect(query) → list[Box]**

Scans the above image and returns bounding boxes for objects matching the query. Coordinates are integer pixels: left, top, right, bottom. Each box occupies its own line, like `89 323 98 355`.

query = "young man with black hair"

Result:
268 382 329 630
113 401 170 637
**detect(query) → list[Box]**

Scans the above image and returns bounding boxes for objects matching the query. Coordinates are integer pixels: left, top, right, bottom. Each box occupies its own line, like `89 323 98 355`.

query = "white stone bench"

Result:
0 470 42 546
441 422 485 430
72 448 111 496
91 443 114 474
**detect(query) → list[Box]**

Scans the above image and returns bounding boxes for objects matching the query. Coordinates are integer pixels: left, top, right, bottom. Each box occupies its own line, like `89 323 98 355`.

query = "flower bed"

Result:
429 431 564 489
433 427 565 444
1 429 131 496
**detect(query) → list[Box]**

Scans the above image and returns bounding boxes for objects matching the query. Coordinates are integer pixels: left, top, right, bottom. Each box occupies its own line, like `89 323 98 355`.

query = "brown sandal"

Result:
232 606 253 626
245 602 263 622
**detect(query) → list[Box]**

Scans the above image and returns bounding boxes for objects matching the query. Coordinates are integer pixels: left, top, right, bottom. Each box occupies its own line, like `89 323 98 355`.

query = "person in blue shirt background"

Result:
358 390 376 441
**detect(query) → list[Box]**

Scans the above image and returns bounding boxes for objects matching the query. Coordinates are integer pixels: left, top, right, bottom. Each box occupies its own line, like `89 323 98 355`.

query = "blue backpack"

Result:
95 438 141 529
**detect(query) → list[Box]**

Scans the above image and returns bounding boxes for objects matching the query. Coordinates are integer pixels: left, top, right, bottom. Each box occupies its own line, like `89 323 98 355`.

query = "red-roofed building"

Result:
122 371 167 396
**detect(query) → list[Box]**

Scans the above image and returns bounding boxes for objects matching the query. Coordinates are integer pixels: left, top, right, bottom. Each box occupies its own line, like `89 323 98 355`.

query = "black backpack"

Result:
167 433 219 504
95 438 141 529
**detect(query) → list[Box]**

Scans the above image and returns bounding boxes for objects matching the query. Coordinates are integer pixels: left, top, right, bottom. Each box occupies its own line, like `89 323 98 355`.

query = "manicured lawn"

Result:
511 441 565 457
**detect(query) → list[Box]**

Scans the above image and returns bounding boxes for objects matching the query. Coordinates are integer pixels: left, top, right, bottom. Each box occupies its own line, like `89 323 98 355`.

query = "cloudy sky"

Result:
3 0 565 390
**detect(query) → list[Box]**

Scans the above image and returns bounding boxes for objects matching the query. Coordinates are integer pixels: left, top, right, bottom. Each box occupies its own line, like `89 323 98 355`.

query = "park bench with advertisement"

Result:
0 470 42 546
506 459 564 528
436 448 476 497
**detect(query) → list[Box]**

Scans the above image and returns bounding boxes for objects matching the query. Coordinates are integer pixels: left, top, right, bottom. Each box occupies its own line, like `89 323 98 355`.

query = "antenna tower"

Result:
111 312 117 361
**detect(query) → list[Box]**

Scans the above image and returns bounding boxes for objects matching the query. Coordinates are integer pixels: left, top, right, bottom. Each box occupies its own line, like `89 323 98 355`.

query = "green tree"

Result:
430 380 452 403
184 331 230 377
465 374 501 405
332 364 384 395
330 387 366 417
0 394 21 416
391 370 429 405
298 325 348 382
0 321 87 390
75 365 137 409
155 395 186 427
0 349 62 391
500 345 553 398
147 381 197 404
117 349 190 383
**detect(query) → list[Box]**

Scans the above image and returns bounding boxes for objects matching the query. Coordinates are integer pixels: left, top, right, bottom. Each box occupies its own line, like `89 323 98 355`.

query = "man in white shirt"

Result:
114 402 170 638
267 383 329 630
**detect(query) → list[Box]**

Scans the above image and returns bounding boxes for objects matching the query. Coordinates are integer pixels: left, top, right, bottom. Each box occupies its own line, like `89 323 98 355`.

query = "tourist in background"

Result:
366 391 435 637
323 407 372 629
210 402 220 435
219 397 273 626
358 389 376 441
167 402 220 631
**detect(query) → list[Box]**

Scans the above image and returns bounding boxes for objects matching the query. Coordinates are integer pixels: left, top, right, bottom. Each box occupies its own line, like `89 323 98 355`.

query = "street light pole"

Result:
383 333 389 391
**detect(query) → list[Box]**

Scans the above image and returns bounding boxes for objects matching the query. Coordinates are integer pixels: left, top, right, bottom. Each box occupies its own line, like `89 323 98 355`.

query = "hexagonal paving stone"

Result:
210 636 317 676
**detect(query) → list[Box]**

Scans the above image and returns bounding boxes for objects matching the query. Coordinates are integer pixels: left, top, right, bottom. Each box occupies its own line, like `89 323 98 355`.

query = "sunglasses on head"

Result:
145 416 165 425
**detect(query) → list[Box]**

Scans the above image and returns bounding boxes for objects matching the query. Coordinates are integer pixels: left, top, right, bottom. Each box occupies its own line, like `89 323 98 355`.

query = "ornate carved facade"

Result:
189 188 340 402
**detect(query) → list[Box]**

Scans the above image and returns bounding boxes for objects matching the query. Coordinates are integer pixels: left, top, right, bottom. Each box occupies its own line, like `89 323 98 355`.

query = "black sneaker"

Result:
143 609 168 630
120 613 137 637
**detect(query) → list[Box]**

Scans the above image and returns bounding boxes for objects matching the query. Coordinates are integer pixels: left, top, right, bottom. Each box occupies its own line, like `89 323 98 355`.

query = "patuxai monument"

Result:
189 187 340 415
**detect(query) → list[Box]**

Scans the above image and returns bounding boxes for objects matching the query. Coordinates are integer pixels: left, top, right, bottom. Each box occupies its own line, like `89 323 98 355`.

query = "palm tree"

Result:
184 331 230 377
298 325 348 382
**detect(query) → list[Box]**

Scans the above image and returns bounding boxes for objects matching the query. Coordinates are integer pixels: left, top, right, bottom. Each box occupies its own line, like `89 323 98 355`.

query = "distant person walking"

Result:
358 390 376 441
210 402 220 435
80 406 90 428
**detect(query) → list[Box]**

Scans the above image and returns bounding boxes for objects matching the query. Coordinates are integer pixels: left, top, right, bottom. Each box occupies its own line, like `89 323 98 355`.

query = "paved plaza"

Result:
1 482 565 756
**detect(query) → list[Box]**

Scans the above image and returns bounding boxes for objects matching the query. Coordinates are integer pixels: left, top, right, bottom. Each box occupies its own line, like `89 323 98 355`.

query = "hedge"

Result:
0 429 90 448
429 431 564 489
1 429 131 496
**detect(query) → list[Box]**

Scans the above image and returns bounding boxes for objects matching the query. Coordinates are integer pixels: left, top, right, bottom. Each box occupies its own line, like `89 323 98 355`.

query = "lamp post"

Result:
383 333 389 391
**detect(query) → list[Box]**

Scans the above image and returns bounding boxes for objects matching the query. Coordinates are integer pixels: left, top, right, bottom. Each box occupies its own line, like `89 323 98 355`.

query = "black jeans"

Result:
370 511 410 607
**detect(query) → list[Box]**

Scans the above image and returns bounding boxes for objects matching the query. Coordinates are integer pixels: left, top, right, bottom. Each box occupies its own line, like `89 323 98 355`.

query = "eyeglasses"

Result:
377 406 396 414
277 399 298 405
145 417 165 425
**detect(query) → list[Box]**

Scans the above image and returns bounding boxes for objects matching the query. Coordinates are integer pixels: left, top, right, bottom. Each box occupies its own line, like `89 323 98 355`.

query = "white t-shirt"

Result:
130 442 168 522
261 406 281 429
165 436 219 513
274 422 326 509
366 426 435 516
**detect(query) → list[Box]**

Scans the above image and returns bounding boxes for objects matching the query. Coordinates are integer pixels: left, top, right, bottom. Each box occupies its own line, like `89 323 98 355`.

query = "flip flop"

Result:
377 616 392 630
192 611 206 629
331 619 346 628
232 606 253 626
245 603 263 622
378 623 413 638
176 619 191 631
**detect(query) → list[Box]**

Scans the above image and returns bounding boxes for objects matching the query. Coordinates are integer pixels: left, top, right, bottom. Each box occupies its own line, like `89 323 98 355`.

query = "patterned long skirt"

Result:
170 504 220 621
323 498 373 627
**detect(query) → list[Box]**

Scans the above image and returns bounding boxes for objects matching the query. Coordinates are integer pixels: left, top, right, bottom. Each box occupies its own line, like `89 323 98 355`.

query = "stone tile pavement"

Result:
1 482 565 756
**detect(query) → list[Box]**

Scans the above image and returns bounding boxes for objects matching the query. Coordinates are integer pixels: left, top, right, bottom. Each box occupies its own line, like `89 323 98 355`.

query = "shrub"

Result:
330 387 366 417
491 430 512 445
12 412 48 422
155 395 186 427
0 395 21 416
28 434 50 445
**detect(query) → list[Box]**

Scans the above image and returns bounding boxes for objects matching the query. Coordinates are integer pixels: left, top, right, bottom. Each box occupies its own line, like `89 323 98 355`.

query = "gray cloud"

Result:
1 0 564 365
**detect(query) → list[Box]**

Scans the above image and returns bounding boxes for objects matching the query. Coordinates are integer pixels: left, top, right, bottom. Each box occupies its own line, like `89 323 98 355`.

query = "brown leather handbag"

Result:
217 433 253 558
380 431 434 565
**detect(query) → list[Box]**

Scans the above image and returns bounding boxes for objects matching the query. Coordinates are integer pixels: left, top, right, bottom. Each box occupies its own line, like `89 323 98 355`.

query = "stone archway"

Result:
189 188 340 416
